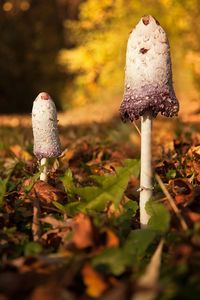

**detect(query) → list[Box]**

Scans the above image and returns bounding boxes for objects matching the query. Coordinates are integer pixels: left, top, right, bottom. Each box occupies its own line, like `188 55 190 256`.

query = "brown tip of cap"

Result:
142 15 160 26
142 15 150 25
39 92 50 100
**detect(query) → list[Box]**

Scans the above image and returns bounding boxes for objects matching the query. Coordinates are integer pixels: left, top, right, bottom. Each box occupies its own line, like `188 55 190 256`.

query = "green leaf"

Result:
0 178 8 208
123 229 157 262
92 228 156 275
166 169 177 179
146 200 170 232
24 171 41 193
110 200 138 238
74 159 140 212
24 242 43 256
123 200 138 214
92 247 127 275
60 168 75 200
0 162 16 208
53 201 68 213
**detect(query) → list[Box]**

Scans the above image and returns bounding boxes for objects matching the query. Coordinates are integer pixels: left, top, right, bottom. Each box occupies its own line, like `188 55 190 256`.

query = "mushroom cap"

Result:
32 92 62 159
120 15 179 122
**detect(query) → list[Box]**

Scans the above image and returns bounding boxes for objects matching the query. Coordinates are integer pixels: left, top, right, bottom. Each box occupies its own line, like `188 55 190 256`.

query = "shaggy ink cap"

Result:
120 15 179 122
32 92 62 160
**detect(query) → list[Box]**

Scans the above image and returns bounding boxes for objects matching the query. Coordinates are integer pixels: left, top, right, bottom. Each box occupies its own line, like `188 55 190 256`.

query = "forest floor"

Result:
0 95 199 300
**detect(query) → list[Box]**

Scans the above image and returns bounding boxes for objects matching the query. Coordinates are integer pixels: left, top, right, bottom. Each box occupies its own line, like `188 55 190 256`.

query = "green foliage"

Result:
123 229 157 261
0 178 8 208
93 247 127 275
0 161 17 208
24 171 41 193
60 168 75 201
63 159 140 215
92 229 156 275
110 200 138 239
53 201 67 214
24 242 43 257
166 169 177 179
59 0 200 107
146 200 170 232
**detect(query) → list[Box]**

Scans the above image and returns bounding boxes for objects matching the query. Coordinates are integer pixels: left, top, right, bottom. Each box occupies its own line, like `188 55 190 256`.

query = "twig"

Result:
133 121 141 136
32 158 48 240
155 174 188 231
32 196 41 241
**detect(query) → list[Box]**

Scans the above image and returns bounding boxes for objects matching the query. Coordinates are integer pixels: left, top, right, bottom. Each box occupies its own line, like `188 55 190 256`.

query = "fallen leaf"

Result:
192 145 200 181
103 228 119 248
59 148 76 166
155 160 178 182
175 244 192 258
168 178 194 206
30 282 75 300
30 283 59 300
31 181 66 208
82 263 108 298
10 145 32 161
98 284 127 300
174 139 191 155
186 211 200 223
40 216 71 247
71 213 94 249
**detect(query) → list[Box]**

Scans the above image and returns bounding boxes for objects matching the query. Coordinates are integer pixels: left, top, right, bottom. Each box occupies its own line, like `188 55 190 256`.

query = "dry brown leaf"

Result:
71 213 94 249
82 264 108 298
106 202 123 218
169 178 193 206
30 283 60 300
192 145 200 181
30 282 75 300
10 144 32 161
174 139 191 155
40 217 71 247
59 148 76 165
31 181 66 207
186 211 200 223
176 244 192 258
104 228 119 248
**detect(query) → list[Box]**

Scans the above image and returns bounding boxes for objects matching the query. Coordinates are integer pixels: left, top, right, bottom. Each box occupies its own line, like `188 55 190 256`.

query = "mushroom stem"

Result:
140 112 152 227
40 157 48 182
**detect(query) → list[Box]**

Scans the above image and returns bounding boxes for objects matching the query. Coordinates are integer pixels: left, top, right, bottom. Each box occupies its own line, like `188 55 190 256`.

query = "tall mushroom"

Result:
120 16 179 227
32 92 62 181
31 92 61 240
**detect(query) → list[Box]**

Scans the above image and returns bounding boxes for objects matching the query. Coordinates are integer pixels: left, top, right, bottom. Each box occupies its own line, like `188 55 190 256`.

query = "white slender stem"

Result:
140 113 152 227
40 157 48 181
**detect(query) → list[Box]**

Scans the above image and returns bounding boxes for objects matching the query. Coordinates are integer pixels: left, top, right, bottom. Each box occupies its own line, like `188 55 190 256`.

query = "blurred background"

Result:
0 0 199 114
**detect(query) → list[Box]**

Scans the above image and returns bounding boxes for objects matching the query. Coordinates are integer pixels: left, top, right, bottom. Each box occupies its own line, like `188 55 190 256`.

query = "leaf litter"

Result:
0 118 199 299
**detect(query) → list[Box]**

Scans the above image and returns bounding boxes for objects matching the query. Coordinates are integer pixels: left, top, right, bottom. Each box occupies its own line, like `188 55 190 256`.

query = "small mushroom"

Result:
119 16 179 227
32 92 61 181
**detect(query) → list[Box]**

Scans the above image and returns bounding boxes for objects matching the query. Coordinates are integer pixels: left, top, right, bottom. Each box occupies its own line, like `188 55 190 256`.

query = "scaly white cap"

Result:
32 92 62 159
120 15 179 121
